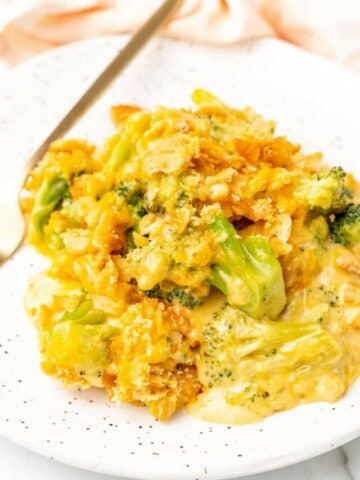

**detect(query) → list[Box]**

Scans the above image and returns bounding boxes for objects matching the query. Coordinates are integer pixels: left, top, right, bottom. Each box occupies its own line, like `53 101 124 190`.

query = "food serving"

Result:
21 90 360 424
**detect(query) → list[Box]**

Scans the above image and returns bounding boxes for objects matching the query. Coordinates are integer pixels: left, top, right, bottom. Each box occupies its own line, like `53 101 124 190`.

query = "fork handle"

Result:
24 0 183 185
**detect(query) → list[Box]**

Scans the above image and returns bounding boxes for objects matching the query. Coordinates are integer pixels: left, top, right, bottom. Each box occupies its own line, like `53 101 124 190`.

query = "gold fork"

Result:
0 0 182 266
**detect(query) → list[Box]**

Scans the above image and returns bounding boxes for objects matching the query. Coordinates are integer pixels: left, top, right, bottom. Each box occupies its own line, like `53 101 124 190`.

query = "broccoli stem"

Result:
106 112 151 172
209 215 286 319
31 175 69 236
61 299 105 325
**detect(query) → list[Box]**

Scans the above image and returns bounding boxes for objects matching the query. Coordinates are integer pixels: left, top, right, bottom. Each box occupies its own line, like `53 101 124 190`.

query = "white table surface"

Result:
0 434 359 479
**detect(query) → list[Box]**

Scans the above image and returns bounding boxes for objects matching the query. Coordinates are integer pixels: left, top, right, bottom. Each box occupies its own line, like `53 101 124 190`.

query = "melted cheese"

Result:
188 243 360 424
22 91 360 423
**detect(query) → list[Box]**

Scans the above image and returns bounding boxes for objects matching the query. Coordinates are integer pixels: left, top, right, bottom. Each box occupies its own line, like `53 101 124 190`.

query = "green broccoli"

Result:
191 88 228 108
295 166 352 214
41 321 113 374
60 298 105 325
144 285 202 308
209 215 286 319
199 304 340 388
31 175 69 236
117 181 147 223
330 203 360 246
106 111 151 172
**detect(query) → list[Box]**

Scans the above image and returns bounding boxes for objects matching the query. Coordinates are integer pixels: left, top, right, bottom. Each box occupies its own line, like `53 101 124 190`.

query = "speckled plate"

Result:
0 36 359 480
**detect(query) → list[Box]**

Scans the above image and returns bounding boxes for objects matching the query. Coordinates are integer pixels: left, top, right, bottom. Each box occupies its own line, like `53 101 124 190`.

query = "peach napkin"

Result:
0 0 359 70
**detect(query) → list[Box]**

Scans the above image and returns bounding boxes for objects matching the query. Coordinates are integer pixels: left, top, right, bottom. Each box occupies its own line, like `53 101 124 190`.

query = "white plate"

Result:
0 36 359 480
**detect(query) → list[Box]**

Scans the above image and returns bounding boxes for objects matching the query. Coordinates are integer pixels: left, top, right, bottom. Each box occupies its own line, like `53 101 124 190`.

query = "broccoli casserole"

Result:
22 90 360 424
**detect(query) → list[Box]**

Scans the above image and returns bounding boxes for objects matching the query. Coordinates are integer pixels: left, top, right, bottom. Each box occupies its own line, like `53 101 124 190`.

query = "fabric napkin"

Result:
0 0 359 70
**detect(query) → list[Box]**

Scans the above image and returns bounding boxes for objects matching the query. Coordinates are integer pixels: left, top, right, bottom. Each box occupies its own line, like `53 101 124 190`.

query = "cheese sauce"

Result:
188 243 360 424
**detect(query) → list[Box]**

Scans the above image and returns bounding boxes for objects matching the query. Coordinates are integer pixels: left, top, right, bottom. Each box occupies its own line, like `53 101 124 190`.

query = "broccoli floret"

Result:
330 203 360 246
144 285 202 308
199 304 340 388
208 215 286 319
117 181 147 254
295 166 352 214
117 181 147 222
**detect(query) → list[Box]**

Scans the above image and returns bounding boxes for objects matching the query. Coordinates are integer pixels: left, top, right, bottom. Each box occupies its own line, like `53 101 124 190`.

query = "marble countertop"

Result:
1 434 359 480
